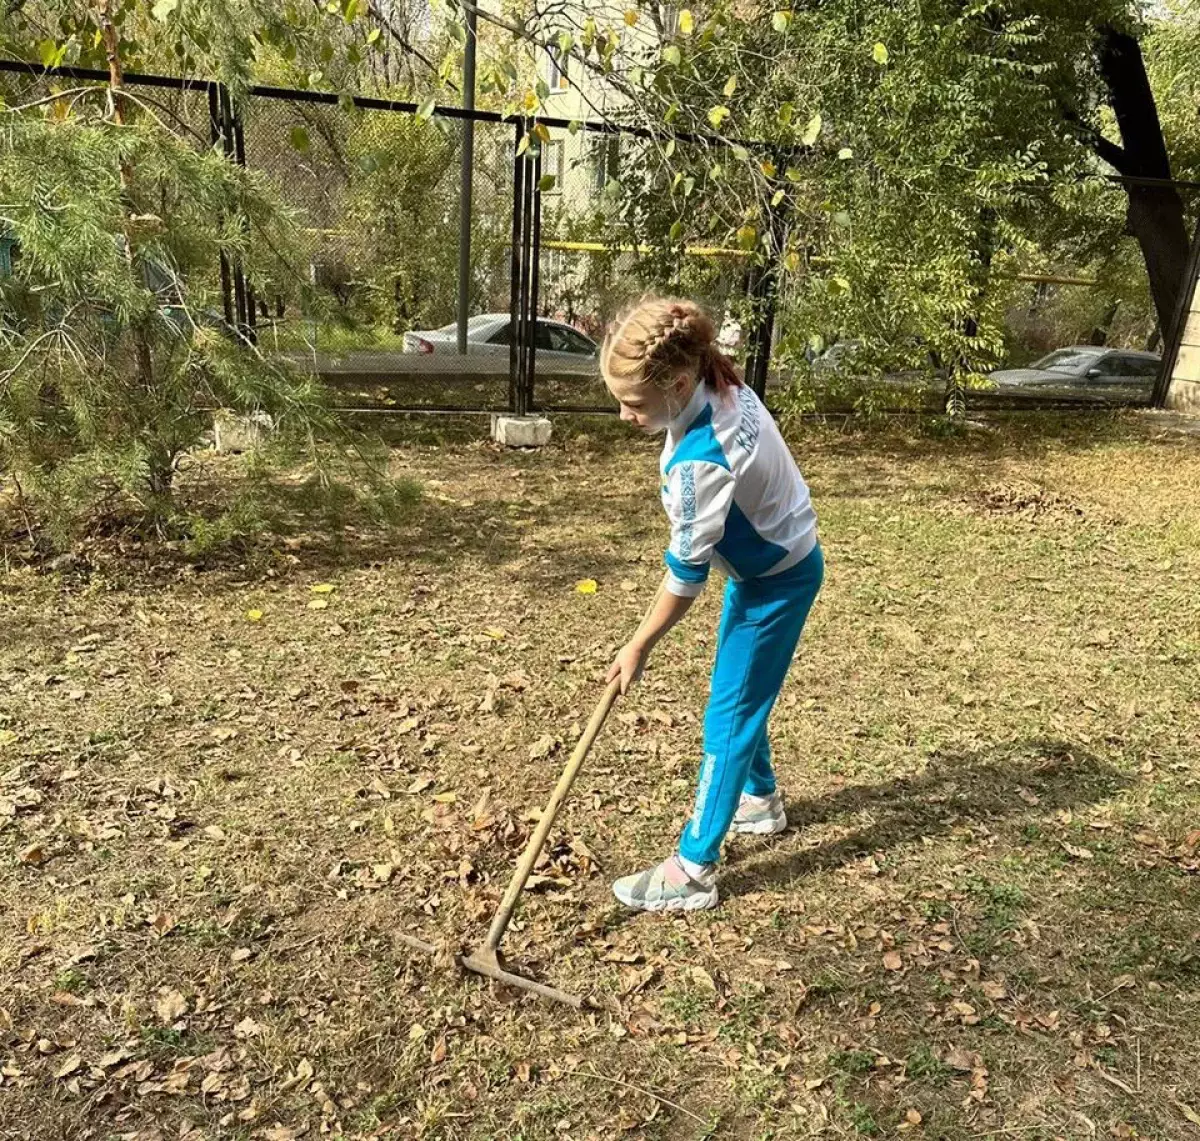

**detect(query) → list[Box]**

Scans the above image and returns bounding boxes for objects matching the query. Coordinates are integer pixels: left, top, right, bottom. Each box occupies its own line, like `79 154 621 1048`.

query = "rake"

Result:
397 579 665 1008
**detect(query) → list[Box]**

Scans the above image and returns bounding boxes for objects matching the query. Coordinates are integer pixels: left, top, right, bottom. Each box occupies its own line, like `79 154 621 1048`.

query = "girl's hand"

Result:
606 640 648 695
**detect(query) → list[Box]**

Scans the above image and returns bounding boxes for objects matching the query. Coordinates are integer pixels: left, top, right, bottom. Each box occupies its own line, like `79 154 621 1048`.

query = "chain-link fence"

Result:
4 58 1196 419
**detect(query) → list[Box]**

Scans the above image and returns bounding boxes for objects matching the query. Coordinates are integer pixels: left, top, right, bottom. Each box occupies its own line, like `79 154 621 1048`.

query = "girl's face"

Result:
606 371 695 434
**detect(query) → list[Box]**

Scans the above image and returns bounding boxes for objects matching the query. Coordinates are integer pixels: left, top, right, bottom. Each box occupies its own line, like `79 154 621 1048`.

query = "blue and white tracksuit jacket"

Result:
660 381 824 865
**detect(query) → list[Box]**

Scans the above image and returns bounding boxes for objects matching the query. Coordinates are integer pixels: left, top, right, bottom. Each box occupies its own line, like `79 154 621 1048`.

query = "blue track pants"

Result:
677 543 824 866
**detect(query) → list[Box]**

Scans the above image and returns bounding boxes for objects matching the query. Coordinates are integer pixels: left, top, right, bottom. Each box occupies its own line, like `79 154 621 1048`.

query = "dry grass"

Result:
2 411 1199 1141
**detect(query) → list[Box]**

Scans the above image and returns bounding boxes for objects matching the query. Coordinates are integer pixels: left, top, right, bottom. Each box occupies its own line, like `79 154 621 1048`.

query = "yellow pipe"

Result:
303 231 1098 286
541 239 748 257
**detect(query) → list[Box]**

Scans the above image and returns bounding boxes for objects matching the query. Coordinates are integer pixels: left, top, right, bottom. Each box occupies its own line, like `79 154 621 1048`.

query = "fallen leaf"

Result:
307 599 329 611
405 776 434 795
574 579 598 594
689 966 717 991
1175 1101 1200 1128
231 947 253 963
483 627 507 640
155 989 188 1023
54 1053 82 1080
432 791 457 804
528 735 556 760
260 1126 306 1141
952 1000 980 1024
944 1046 976 1072
234 1017 264 1038
430 1036 447 1065
372 862 395 883
883 951 903 971
310 583 336 594
408 1023 426 1041
981 981 1007 1001
1061 841 1095 860
905 1109 923 1125
18 844 47 866
1016 786 1040 806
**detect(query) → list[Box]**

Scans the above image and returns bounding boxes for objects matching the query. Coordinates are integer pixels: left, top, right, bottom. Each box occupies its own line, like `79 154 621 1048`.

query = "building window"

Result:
544 47 569 94
591 135 620 195
542 140 565 193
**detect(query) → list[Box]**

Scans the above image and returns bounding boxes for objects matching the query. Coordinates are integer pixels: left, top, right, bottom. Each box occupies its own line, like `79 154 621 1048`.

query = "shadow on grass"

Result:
719 738 1127 894
177 466 643 595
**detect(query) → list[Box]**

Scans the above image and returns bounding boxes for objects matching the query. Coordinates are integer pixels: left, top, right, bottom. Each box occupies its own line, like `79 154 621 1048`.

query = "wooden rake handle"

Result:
481 575 666 953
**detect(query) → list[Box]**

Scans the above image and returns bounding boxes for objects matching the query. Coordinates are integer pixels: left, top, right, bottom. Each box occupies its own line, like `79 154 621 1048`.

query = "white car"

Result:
403 313 598 375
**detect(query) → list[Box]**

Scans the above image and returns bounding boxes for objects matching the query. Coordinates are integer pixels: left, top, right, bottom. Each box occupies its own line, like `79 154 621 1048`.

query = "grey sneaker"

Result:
730 790 788 835
612 855 719 912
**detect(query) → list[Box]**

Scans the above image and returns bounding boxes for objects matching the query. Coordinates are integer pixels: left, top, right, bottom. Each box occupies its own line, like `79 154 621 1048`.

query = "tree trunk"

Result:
1096 26 1189 337
945 207 996 417
93 0 155 394
1089 299 1121 346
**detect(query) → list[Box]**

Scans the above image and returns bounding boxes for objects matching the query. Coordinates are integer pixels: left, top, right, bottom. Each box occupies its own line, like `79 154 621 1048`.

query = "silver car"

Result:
403 313 598 375
986 347 1161 403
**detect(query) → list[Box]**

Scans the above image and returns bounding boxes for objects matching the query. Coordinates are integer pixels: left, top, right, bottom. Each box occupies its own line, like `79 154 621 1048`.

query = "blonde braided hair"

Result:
601 295 742 394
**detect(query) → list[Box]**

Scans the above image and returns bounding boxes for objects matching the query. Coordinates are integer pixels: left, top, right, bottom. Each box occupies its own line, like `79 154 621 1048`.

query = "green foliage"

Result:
0 96 332 544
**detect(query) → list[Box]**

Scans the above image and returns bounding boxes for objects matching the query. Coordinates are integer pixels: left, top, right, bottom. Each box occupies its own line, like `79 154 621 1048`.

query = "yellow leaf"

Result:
575 578 598 594
408 1023 427 1041
1176 1102 1200 1128
624 8 638 25
308 599 329 611
310 583 335 594
678 8 694 34
245 609 264 622
483 627 507 640
432 792 457 804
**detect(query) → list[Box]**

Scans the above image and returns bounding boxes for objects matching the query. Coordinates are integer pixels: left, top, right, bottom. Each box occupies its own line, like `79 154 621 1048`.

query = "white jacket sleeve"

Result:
663 460 736 597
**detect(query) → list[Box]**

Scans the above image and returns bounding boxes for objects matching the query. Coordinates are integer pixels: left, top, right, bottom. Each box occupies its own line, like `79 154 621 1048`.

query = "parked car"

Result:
985 347 1161 404
402 313 598 375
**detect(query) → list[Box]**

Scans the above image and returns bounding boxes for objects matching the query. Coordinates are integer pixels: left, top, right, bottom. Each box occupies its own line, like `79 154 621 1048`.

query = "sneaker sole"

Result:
729 815 788 836
612 884 719 912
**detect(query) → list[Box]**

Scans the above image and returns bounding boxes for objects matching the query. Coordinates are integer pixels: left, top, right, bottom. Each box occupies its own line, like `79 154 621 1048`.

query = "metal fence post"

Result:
208 82 236 333
230 94 257 345
526 144 543 414
508 119 527 415
215 84 253 343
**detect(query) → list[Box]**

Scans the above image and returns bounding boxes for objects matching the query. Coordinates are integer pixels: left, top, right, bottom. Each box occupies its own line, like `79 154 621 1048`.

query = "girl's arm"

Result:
608 457 733 693
606 589 695 694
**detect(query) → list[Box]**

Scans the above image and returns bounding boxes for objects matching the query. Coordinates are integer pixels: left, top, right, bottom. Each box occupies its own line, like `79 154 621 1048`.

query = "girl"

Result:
602 296 824 912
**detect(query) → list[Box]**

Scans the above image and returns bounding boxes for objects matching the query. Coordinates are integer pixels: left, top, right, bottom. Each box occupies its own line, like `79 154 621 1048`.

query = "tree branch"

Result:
364 0 451 90
1058 101 1131 174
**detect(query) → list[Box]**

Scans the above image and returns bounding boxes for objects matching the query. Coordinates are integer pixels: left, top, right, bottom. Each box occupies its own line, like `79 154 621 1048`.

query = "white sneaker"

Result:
730 790 788 835
612 855 719 912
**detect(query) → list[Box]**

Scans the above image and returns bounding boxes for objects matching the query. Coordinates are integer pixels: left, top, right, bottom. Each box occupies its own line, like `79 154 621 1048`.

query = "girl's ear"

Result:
673 372 692 396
